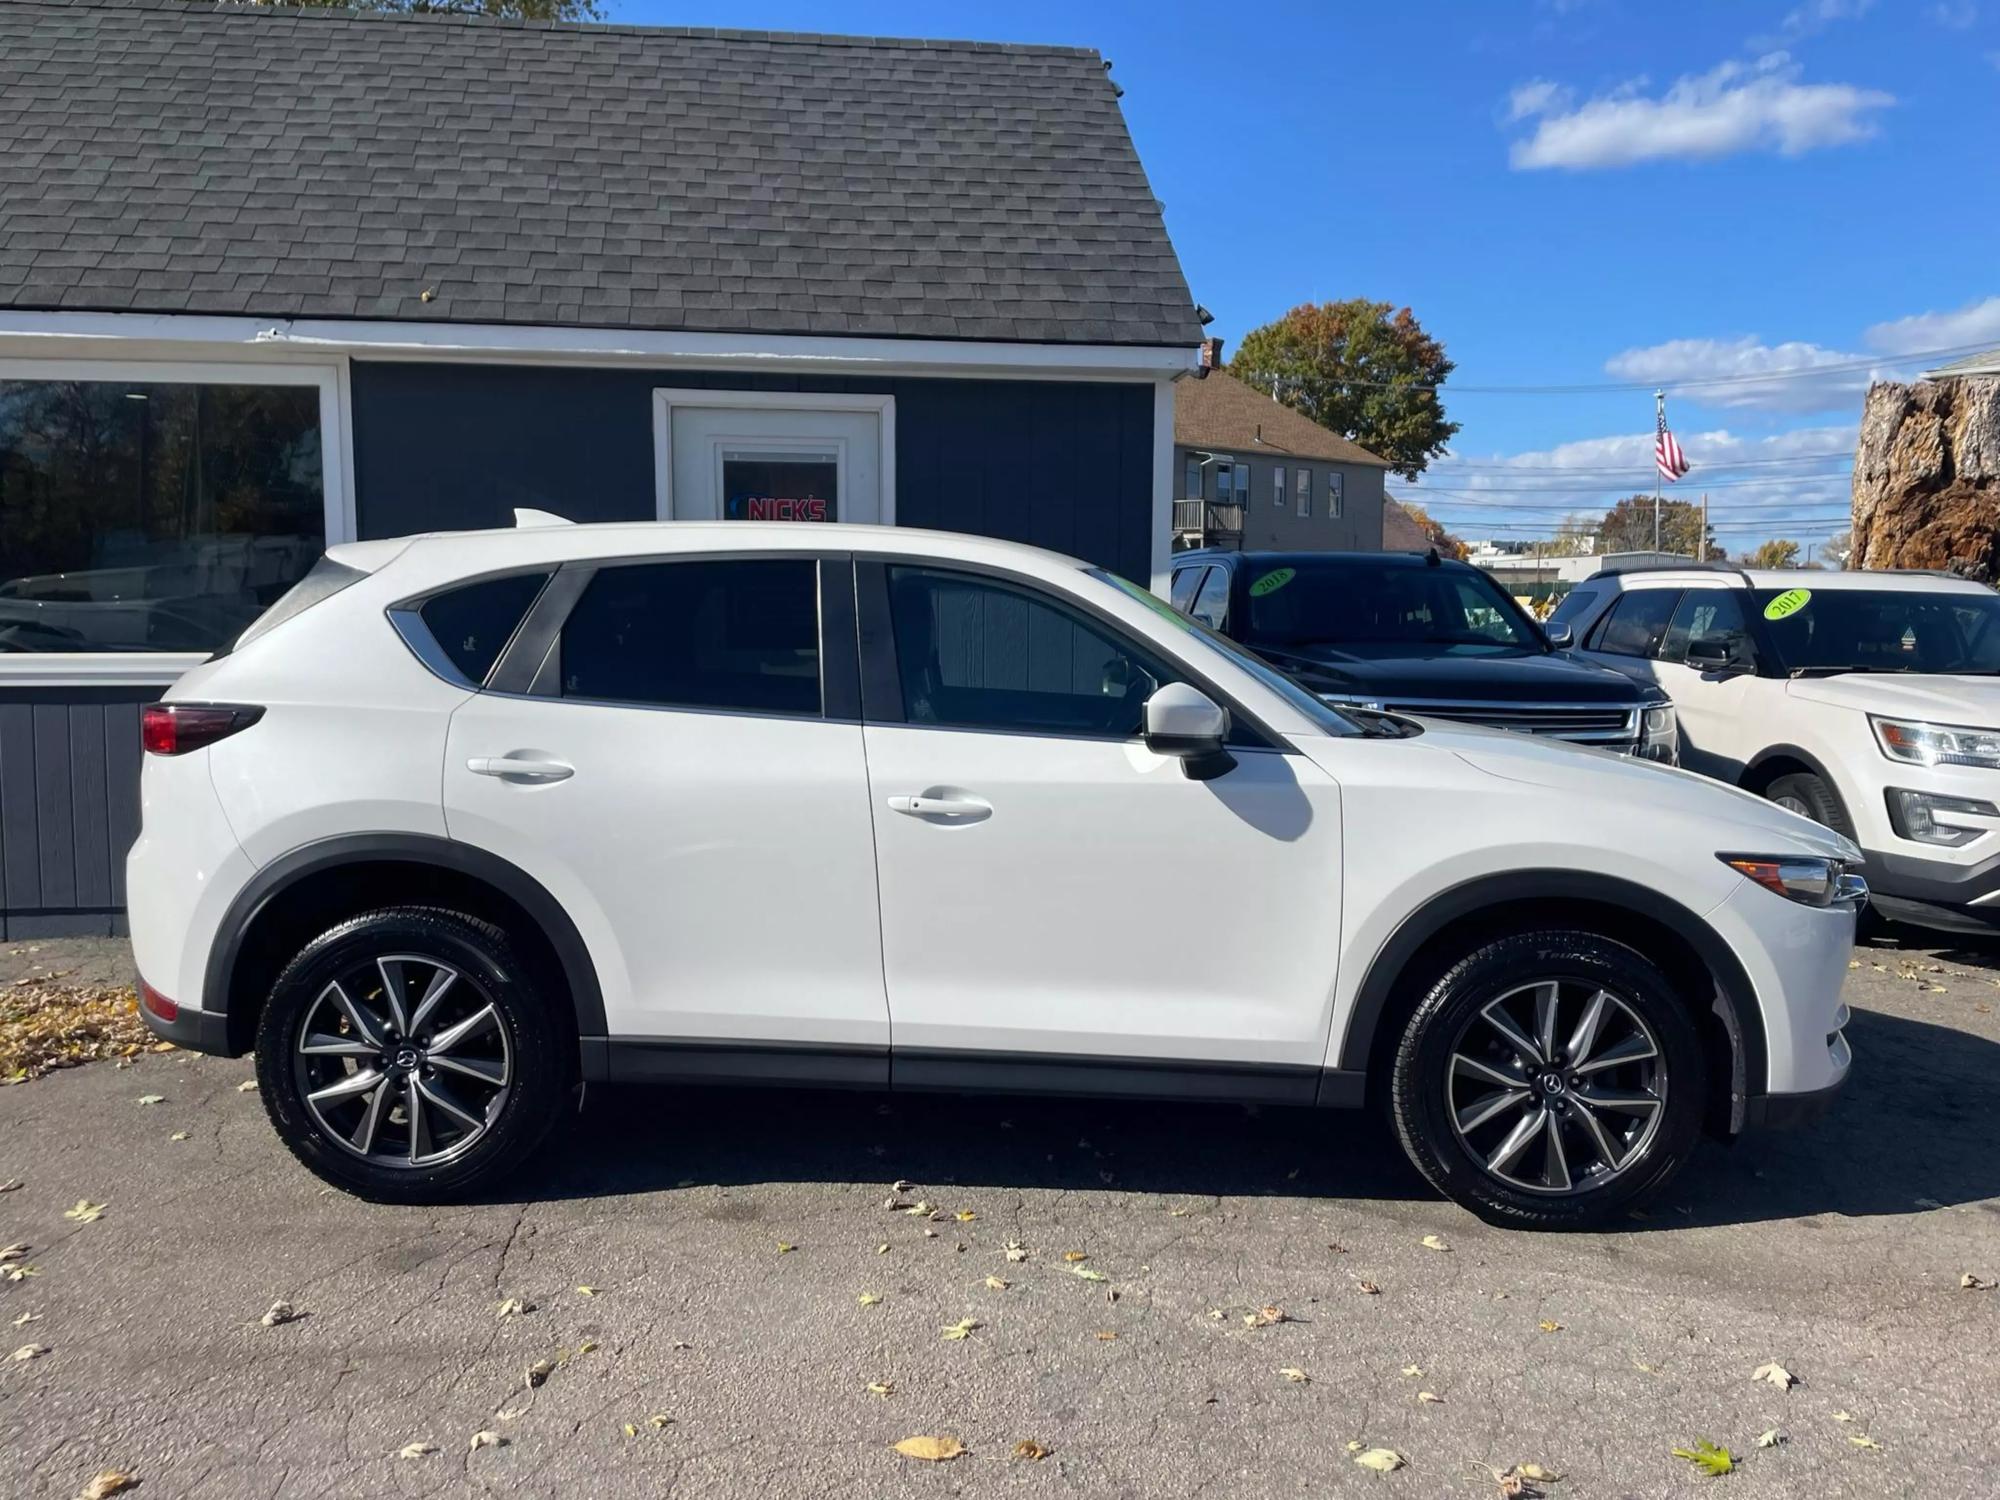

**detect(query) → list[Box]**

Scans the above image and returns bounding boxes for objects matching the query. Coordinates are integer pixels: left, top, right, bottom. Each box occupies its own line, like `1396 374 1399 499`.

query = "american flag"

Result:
1655 401 1690 483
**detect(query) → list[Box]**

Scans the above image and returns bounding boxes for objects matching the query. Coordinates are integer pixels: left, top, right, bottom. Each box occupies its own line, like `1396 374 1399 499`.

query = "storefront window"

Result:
0 379 325 654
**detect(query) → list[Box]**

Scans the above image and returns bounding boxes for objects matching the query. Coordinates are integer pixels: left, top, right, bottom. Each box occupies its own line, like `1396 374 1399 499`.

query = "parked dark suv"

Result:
1170 549 1678 759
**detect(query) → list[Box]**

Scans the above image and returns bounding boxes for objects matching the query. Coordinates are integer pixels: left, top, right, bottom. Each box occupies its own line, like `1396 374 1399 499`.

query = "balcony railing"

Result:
1172 500 1244 537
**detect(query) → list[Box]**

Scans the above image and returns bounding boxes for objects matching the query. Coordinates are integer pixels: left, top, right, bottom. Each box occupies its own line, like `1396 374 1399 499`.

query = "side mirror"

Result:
1545 622 1574 649
1686 637 1740 671
1144 682 1236 781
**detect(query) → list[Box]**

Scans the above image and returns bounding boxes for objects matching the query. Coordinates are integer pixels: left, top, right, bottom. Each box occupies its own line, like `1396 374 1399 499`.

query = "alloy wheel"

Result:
1444 979 1666 1196
292 953 512 1169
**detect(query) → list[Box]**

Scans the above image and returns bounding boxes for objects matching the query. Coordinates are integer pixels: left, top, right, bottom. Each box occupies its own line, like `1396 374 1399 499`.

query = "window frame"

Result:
1183 454 1204 501
1585 586 1685 660
0 356 354 686
1273 467 1285 508
1188 565 1230 631
1326 470 1343 519
1294 466 1311 518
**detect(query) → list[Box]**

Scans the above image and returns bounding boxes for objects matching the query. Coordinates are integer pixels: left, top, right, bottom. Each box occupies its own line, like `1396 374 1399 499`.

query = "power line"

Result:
1429 449 1856 474
1407 471 1852 496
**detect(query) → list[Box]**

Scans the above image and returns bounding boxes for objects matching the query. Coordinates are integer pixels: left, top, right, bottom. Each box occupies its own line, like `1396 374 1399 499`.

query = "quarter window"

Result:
420 571 550 685
885 565 1184 739
1589 588 1682 659
1169 567 1204 613
557 558 821 715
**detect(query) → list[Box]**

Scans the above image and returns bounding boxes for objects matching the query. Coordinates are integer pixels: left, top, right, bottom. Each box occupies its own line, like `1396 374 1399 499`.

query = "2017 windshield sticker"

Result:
1763 588 1812 621
1249 568 1296 598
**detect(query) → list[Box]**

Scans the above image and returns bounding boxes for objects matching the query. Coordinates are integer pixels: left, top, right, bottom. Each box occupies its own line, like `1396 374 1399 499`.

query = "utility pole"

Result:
1701 491 1708 562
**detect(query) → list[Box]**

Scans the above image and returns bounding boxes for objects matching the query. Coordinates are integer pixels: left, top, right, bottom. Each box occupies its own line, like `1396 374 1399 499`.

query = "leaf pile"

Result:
0 979 152 1082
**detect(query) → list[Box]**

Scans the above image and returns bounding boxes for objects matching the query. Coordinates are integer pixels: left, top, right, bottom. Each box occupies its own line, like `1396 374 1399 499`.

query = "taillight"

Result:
138 978 179 1023
141 703 264 756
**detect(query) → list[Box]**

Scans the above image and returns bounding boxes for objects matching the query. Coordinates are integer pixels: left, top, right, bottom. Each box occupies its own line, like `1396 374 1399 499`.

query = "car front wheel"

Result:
1389 930 1706 1228
255 907 568 1202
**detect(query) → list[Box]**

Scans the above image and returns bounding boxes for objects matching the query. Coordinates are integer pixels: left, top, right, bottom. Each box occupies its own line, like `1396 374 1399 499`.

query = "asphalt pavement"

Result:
1 932 1997 1499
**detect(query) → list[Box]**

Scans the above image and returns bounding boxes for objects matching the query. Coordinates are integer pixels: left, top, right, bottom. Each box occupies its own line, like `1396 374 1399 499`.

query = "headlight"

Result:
1719 853 1869 907
1871 715 2000 769
1642 704 1676 737
1640 702 1677 762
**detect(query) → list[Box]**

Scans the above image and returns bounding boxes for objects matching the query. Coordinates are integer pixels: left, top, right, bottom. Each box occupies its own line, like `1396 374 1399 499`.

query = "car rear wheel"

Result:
1389 930 1706 1228
255 907 568 1202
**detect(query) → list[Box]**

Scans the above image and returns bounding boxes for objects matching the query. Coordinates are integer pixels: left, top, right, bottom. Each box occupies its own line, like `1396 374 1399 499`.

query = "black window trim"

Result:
475 550 859 723
387 564 560 691
851 553 1284 751
1585 584 1685 659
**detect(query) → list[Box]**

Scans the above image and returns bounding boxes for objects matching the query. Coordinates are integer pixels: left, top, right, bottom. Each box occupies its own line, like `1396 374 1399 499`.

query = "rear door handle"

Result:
466 755 574 783
887 793 991 822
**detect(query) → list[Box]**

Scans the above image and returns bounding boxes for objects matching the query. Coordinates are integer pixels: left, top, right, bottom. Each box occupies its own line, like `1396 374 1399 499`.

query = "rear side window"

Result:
419 571 549 686
1590 588 1681 658
558 558 821 715
229 556 366 654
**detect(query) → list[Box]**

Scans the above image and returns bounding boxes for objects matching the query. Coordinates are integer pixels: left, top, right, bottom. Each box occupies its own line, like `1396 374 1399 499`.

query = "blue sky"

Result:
610 0 2000 558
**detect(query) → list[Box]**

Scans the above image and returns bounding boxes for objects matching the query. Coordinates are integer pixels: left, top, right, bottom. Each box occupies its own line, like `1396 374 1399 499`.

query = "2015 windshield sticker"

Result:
1249 568 1296 598
1763 588 1812 621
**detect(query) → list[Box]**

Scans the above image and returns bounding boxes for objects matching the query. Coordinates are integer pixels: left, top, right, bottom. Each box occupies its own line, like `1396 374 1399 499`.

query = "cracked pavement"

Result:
1 933 1997 1498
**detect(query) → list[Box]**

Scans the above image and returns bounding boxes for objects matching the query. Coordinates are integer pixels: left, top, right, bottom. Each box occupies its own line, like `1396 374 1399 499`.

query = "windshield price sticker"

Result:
1763 588 1812 621
1249 568 1296 598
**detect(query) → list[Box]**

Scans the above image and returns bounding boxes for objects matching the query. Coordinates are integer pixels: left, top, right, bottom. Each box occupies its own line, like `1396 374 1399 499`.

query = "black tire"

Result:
1765 771 1850 836
255 906 569 1202
1389 929 1706 1229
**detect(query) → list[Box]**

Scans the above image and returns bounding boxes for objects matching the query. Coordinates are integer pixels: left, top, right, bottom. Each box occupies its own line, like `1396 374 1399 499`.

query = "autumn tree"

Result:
1597 495 1720 559
1400 502 1469 560
1744 538 1802 569
1229 301 1459 480
252 0 601 17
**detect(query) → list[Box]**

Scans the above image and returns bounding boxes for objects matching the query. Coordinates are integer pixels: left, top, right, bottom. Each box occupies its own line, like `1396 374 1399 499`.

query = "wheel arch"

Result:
1739 743 1859 839
204 834 606 1058
1337 871 1767 1135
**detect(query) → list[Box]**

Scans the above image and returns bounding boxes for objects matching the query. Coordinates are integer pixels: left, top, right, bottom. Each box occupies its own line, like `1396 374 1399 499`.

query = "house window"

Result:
1295 467 1310 518
1184 455 1203 501
1327 471 1344 519
1229 460 1250 506
1273 467 1284 508
0 374 332 655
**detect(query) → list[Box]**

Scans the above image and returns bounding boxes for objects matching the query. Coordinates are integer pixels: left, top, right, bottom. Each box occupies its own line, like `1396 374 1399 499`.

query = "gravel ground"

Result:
0 932 1996 1500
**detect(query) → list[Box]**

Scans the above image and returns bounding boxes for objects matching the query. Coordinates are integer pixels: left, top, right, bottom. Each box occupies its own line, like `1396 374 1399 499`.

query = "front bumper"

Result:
1742 1075 1847 1131
1863 844 2000 932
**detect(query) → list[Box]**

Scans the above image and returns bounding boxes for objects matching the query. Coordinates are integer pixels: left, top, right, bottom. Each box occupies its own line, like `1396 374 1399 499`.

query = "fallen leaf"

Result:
1401 1364 1423 1378
168 1132 190 1142
574 1285 600 1297
9 1342 49 1361
1755 1429 1783 1449
151 1041 175 1052
1849 1435 1884 1451
1013 1439 1051 1460
62 1200 106 1224
941 1317 980 1341
495 1406 526 1422
775 1241 796 1254
984 1276 1010 1291
237 1079 258 1092
496 1298 530 1319
1004 1242 1029 1262
1961 1272 1996 1291
1832 1410 1855 1423
1243 1305 1288 1328
1515 1464 1561 1482
1672 1440 1735 1477
1538 1320 1564 1333
525 1358 554 1388
1420 1234 1451 1252
955 1210 976 1222
1418 1390 1444 1404
1070 1265 1108 1282
893 1435 965 1462
398 1441 437 1459
891 1179 916 1192
1278 1366 1309 1383
0 1243 24 1262
1347 1441 1365 1452
77 1473 138 1500
621 1423 638 1438
858 1292 883 1307
576 1339 599 1354
1357 1280 1381 1295
0 1179 20 1193
468 1430 506 1451
1752 1360 1796 1389
1063 1250 1089 1263
876 1243 890 1255
1353 1447 1406 1472
647 1413 673 1428
136 1094 164 1106
922 1228 939 1238
904 1202 934 1216
3 1265 38 1281
11 1312 38 1326
260 1300 298 1327
866 1381 894 1397
1094 1329 1118 1340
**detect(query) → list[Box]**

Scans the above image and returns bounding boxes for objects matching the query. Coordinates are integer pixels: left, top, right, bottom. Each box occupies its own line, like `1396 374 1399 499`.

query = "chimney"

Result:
1198 336 1223 374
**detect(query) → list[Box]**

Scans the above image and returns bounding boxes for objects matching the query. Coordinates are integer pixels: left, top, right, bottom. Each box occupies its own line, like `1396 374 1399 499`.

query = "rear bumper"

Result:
136 981 234 1056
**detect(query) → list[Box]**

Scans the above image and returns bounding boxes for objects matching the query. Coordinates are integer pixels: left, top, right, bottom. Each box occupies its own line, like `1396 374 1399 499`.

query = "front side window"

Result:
1169 567 1204 613
886 565 1183 739
0 378 326 654
1590 588 1682 659
1190 566 1230 630
1295 467 1311 518
558 558 821 714
1752 587 2000 674
1661 587 1754 667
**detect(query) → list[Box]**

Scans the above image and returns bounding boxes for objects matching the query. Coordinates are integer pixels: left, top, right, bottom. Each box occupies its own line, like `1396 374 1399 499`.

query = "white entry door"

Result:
656 393 892 526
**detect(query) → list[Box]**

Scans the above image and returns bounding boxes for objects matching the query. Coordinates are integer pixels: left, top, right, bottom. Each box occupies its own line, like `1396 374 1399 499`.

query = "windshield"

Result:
1088 569 1360 736
1237 558 1542 656
1754 587 2000 675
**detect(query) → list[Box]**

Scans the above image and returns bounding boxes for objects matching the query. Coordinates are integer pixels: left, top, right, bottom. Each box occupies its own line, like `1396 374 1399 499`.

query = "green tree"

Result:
254 0 602 18
1744 538 1802 569
1597 495 1720 559
1228 300 1460 480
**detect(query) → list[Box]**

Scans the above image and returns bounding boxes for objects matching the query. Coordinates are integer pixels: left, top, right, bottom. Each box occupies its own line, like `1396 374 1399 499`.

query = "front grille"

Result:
1331 697 1640 746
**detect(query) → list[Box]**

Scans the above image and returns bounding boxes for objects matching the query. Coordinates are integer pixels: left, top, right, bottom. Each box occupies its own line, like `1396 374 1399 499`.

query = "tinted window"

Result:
1544 585 1603 633
887 566 1181 738
1238 559 1539 654
419 571 549 685
559 559 820 714
1190 567 1230 630
1591 588 1681 658
1752 587 2000 674
1170 566 1204 613
1660 587 1753 666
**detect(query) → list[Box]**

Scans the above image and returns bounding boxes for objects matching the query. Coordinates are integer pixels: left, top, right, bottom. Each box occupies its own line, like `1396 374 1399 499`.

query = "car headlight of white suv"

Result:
1871 714 2000 769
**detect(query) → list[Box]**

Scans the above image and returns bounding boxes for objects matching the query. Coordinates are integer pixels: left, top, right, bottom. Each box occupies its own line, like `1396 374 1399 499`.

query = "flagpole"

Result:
1653 389 1665 555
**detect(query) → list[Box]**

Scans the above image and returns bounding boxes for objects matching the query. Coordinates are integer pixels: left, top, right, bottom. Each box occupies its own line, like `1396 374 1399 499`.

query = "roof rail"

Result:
1595 560 1753 585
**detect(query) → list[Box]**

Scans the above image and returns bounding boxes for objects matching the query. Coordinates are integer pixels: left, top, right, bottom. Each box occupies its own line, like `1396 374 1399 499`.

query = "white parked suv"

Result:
129 520 1864 1226
1551 564 2000 934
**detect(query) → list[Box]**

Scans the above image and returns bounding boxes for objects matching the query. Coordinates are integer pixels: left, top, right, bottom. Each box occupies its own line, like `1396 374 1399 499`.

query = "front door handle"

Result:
466 755 574 783
887 792 991 822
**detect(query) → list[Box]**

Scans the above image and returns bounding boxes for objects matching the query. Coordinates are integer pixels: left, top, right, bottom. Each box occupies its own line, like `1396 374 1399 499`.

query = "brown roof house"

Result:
1172 350 1392 554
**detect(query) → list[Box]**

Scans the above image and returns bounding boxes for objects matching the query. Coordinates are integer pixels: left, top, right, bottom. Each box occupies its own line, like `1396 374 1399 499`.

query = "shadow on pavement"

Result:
500 1006 2000 1228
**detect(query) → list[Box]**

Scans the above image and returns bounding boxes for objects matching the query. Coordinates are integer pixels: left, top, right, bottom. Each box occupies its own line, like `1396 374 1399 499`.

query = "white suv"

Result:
1552 565 2000 934
129 520 1863 1226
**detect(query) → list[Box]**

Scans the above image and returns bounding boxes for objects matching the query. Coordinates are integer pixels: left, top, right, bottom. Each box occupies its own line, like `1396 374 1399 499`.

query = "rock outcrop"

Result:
1851 377 2000 577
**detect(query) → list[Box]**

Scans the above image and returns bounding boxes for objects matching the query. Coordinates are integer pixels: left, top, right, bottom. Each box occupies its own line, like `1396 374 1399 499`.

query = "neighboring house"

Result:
1172 355 1391 553
0 0 1202 937
1922 347 2000 379
1381 498 1434 552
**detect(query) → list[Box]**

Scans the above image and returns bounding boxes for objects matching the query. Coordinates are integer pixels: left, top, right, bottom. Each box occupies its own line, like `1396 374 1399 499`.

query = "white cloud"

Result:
1602 335 1877 412
1863 295 2000 355
1929 2 1978 29
1772 0 1876 41
1506 52 1893 170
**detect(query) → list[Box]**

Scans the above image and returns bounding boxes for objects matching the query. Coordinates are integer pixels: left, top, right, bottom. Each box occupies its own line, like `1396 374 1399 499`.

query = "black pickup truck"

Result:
1169 549 1679 761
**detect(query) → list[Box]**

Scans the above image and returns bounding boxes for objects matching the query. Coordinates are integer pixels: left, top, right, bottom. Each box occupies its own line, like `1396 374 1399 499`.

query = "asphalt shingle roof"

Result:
0 0 1200 345
1174 370 1390 467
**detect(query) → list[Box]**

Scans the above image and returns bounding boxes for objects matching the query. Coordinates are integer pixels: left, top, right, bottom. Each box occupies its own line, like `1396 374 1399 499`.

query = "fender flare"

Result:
1741 742 1840 792
203 832 607 1042
1333 870 1768 1097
